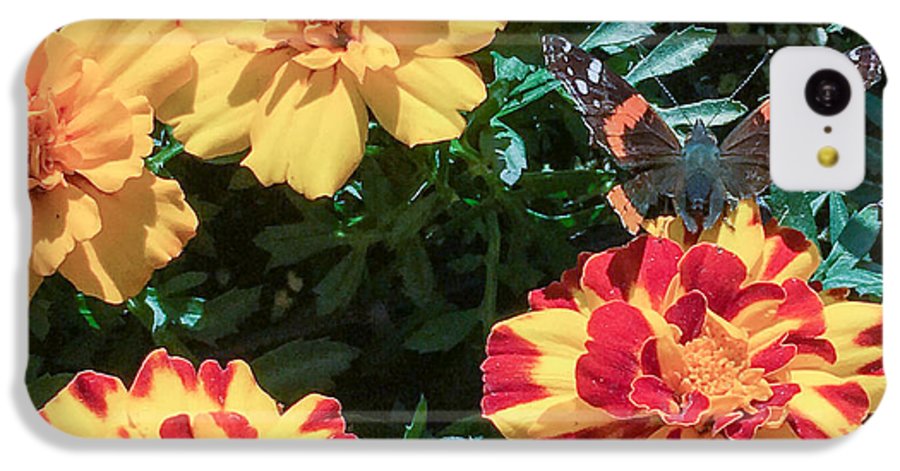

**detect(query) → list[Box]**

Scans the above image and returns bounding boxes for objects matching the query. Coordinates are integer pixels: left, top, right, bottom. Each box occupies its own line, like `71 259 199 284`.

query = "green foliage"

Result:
27 22 881 440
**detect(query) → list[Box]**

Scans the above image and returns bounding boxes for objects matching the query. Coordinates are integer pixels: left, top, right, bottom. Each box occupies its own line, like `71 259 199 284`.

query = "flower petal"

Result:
60 20 194 108
197 359 281 432
159 40 291 158
30 183 101 276
786 370 869 438
40 371 131 438
677 243 747 315
581 236 683 312
752 222 820 283
190 411 260 438
663 290 706 344
57 171 198 303
126 349 205 438
576 301 671 418
267 394 356 439
367 21 504 57
243 65 368 198
481 308 614 438
361 56 486 146
528 252 591 311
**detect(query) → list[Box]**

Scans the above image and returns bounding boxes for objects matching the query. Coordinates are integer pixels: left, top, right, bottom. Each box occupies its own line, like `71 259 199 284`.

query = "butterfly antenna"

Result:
636 45 693 127
730 48 774 101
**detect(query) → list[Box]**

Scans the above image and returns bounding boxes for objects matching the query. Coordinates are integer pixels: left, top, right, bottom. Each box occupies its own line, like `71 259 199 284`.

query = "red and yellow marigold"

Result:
158 20 504 198
40 348 356 439
28 21 198 303
481 201 883 439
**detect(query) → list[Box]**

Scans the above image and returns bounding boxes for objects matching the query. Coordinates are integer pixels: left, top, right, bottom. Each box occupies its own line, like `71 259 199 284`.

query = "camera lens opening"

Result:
805 69 852 116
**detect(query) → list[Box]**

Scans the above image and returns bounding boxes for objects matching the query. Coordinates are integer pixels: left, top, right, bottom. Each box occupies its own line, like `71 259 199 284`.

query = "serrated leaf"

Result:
491 51 533 82
828 192 850 246
480 120 527 186
822 267 882 299
314 247 367 316
398 238 435 306
823 204 880 273
580 22 655 54
625 26 716 85
252 338 359 404
386 191 449 247
190 286 261 344
404 309 480 353
767 187 820 243
657 98 748 129
255 223 347 270
403 395 429 439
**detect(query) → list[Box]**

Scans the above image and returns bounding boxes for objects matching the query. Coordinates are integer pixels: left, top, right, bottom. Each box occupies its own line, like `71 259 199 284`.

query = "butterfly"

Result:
542 34 771 234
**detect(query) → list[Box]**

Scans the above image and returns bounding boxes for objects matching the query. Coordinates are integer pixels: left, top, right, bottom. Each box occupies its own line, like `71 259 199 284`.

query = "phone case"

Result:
27 20 884 439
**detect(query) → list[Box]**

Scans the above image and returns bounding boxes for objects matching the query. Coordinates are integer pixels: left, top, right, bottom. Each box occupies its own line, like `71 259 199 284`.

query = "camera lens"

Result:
805 69 852 116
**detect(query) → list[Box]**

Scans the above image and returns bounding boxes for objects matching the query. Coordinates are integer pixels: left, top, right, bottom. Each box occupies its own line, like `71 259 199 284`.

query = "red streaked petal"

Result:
581 236 682 312
663 291 706 343
774 279 826 336
268 394 356 439
482 325 551 415
130 348 198 398
629 376 678 415
159 414 194 439
786 370 870 438
753 223 820 283
724 282 785 326
529 253 591 311
576 301 662 418
677 244 747 315
39 371 131 438
723 408 771 439
750 333 798 374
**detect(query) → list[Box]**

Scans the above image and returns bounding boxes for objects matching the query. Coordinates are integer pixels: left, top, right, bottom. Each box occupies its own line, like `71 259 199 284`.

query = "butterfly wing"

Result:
719 100 771 199
542 34 682 166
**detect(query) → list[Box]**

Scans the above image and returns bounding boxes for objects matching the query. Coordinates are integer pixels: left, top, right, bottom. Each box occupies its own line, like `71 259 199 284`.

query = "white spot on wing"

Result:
566 66 574 76
575 79 589 95
588 60 602 83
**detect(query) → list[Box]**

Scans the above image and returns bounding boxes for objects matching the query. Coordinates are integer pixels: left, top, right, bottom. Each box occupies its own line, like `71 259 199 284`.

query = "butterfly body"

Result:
542 34 770 234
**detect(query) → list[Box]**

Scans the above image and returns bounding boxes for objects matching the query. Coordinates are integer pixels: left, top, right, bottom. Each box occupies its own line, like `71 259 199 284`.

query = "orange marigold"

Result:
28 21 198 303
159 20 505 198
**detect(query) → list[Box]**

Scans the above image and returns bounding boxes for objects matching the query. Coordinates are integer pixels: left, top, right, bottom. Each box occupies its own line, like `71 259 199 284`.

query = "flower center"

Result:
682 336 746 397
301 21 353 50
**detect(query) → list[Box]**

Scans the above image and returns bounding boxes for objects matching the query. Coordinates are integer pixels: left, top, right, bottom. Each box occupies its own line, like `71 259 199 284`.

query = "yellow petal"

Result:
158 40 291 158
40 371 132 438
361 56 486 146
787 370 870 438
30 183 101 276
266 394 354 439
57 171 197 303
196 359 281 434
697 200 765 271
243 65 368 198
27 33 83 99
366 21 504 57
59 20 195 108
482 308 617 438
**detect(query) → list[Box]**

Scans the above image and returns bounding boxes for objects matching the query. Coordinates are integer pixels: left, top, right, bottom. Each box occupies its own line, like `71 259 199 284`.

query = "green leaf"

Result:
480 120 528 185
386 191 449 248
823 204 881 273
491 51 532 82
252 338 359 404
403 395 429 439
30 298 51 341
404 309 480 353
27 373 74 409
828 192 850 246
625 26 716 85
437 415 503 439
255 222 347 270
398 238 435 306
822 267 882 298
581 22 655 54
766 187 820 243
314 247 367 316
190 286 261 344
657 98 748 129
159 272 208 296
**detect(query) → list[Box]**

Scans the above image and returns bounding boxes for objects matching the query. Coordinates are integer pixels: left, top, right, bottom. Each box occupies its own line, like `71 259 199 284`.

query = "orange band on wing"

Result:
603 94 649 160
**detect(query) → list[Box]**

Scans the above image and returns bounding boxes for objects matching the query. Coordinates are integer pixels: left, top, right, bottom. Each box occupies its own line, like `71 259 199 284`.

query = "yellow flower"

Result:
40 348 356 439
159 20 504 198
482 201 883 439
28 21 199 303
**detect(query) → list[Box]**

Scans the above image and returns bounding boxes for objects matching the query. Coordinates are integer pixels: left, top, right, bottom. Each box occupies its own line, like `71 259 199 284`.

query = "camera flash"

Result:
817 146 840 167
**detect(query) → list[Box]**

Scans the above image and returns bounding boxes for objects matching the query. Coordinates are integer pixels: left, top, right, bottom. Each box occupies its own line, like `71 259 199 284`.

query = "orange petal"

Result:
30 183 101 276
366 21 504 57
59 20 195 108
158 40 291 158
57 171 197 303
244 65 368 198
360 56 486 147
